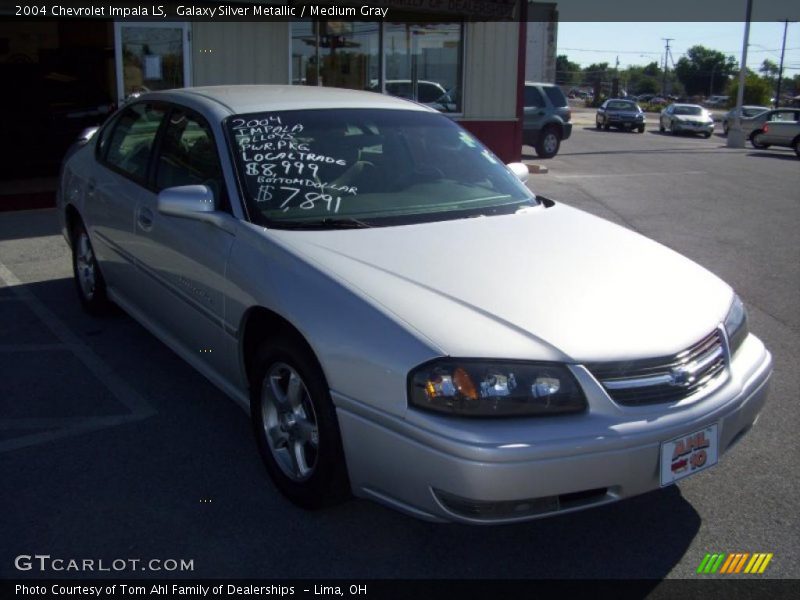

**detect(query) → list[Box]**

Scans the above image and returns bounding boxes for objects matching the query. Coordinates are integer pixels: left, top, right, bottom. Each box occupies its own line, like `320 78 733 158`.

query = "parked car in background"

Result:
595 99 646 132
749 111 800 156
659 104 714 137
705 95 730 108
57 85 772 524
523 82 572 158
721 105 769 135
742 108 800 147
369 79 457 113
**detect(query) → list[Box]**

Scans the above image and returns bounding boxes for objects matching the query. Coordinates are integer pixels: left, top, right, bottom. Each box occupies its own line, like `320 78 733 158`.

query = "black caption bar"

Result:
4 580 800 600
1 0 799 22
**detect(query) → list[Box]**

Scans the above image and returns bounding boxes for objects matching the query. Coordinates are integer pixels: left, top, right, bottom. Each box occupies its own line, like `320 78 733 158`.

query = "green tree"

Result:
642 61 661 77
555 55 581 86
582 62 609 87
726 73 772 107
674 45 737 96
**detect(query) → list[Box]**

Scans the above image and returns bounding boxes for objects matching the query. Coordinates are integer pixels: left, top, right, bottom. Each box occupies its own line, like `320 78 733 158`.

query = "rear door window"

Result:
543 86 567 107
524 86 546 108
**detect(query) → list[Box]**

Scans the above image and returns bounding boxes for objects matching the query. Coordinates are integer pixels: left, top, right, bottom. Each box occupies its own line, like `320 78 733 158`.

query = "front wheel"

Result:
793 139 800 158
250 336 350 509
702 132 711 138
637 125 645 133
595 118 601 129
659 122 665 132
535 126 561 158
71 221 112 315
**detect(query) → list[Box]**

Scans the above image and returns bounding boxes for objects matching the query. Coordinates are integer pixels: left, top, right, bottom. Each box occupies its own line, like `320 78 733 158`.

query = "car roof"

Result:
672 103 704 108
140 85 435 115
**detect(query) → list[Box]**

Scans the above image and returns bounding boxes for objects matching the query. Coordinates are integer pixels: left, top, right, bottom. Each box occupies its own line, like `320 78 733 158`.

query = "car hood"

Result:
267 203 732 363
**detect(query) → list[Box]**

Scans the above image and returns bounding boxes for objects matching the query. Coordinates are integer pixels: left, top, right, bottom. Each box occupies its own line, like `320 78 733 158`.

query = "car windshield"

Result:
227 109 536 228
674 106 703 116
607 101 638 111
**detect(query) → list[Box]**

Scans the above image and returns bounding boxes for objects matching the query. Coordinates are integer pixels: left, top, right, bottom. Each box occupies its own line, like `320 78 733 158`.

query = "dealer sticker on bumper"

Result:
660 423 719 486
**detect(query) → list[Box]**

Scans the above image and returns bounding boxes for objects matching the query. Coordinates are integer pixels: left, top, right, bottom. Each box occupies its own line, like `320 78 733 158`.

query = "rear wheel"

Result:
703 132 711 139
71 221 111 315
534 126 561 158
793 139 800 158
750 131 770 149
250 335 350 509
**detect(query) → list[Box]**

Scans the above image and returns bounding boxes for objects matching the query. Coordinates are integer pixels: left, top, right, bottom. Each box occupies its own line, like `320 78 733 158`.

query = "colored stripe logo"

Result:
696 553 773 574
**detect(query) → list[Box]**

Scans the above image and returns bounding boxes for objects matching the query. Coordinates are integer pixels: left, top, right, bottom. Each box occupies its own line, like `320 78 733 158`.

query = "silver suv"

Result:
522 82 572 158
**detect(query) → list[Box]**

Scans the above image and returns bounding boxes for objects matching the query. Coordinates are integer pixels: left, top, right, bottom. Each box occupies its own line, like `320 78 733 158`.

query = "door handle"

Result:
86 178 96 197
137 207 154 231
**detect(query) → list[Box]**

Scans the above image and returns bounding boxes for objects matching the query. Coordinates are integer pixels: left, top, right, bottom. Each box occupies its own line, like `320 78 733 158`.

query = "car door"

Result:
523 86 549 134
760 110 798 144
87 101 168 304
129 104 237 375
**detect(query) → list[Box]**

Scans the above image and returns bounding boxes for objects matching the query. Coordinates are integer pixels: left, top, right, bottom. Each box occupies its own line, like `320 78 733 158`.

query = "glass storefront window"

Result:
384 23 462 113
290 21 463 114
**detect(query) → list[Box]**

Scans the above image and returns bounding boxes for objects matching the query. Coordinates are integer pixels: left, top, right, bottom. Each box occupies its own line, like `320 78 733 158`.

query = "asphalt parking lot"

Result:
1 126 798 583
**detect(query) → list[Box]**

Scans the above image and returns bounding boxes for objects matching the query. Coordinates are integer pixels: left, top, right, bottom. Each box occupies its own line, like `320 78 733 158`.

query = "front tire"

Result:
250 335 350 509
534 126 561 158
659 122 665 132
637 125 645 133
71 221 111 315
793 139 800 158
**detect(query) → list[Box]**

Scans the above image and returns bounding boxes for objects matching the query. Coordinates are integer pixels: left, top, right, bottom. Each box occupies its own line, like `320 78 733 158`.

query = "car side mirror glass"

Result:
507 162 529 183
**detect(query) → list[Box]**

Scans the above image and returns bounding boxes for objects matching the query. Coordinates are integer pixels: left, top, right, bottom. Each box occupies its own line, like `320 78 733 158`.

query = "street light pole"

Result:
727 0 753 148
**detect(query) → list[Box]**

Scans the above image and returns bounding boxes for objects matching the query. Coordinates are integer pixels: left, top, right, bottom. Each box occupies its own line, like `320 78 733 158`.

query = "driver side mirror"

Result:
157 185 235 234
506 162 529 183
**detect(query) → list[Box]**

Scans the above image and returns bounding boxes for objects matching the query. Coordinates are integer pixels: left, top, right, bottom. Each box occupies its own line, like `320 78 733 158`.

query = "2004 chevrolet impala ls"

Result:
58 86 772 523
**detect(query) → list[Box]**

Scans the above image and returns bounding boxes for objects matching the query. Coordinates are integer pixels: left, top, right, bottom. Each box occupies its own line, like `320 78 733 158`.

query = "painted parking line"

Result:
0 260 155 453
552 170 708 179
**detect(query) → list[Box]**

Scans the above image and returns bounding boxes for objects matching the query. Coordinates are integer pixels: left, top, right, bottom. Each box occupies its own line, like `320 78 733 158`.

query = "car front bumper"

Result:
335 335 772 524
673 121 714 133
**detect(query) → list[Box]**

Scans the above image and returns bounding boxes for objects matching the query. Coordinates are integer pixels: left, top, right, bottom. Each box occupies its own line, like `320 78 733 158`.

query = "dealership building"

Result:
0 1 558 184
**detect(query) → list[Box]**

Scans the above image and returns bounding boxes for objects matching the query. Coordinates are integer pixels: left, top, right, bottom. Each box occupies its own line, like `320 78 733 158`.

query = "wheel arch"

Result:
239 305 324 390
64 203 82 246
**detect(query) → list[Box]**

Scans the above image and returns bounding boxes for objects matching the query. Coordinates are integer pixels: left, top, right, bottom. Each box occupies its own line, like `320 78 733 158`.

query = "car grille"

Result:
587 330 727 406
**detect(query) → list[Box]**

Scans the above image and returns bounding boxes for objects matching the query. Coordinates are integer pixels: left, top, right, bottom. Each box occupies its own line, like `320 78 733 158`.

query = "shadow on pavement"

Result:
0 274 704 580
0 207 61 241
746 151 798 161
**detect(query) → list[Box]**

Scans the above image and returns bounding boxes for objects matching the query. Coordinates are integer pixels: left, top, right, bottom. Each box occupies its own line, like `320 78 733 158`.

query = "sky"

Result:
557 22 800 75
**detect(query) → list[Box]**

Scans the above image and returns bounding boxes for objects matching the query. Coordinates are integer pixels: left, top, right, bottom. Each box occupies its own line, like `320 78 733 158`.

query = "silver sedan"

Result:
58 86 772 524
660 103 715 137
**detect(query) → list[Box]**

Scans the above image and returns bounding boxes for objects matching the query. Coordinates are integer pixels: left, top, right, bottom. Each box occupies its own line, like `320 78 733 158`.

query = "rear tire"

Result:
534 126 561 158
71 220 112 316
703 132 711 139
793 139 800 158
250 335 350 509
750 131 770 149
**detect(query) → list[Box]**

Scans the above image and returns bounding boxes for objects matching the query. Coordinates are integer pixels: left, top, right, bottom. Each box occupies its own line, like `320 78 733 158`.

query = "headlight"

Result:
724 295 749 356
408 360 587 417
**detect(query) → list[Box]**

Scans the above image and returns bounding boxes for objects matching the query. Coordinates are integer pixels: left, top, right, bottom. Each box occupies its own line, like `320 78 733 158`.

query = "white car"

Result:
660 103 715 137
58 85 772 523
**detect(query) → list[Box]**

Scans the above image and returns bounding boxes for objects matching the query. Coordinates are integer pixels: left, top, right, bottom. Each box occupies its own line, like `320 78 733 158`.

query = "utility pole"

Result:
662 38 673 96
727 0 753 148
775 19 794 108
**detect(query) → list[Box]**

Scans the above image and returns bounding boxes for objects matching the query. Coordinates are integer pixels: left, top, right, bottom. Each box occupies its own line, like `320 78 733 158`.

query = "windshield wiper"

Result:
267 216 373 230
